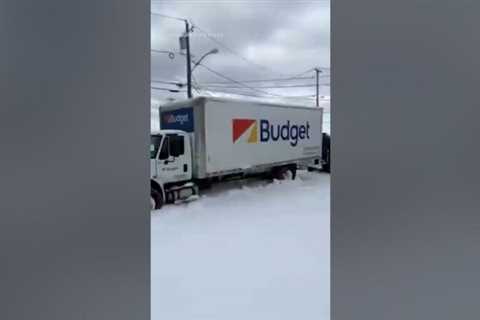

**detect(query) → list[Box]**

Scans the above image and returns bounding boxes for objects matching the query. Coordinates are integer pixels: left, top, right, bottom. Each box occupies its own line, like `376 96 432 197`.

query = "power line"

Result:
151 76 329 87
191 23 291 77
200 83 320 89
195 62 285 97
151 49 194 59
151 86 185 93
192 88 322 102
151 80 185 89
151 80 178 84
150 12 186 22
290 68 315 77
151 12 330 91
191 74 203 95
289 67 330 78
191 84 327 100
151 12 330 98
283 95 317 98
194 88 281 99
199 76 315 84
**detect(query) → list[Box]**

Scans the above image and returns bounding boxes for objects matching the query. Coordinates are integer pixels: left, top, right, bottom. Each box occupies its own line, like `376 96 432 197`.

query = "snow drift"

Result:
151 171 330 320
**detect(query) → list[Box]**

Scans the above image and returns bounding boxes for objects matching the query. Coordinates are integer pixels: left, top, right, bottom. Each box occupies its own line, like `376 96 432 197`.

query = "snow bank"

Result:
151 171 330 320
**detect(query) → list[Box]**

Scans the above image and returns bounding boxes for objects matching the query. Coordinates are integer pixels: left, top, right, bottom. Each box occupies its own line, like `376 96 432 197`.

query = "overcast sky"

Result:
151 0 330 107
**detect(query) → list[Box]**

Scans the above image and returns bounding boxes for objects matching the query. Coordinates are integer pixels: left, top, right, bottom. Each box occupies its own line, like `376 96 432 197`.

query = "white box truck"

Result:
150 96 323 209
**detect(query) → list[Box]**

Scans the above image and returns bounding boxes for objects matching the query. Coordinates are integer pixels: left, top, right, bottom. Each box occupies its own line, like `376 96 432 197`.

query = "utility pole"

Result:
185 20 193 98
314 68 321 107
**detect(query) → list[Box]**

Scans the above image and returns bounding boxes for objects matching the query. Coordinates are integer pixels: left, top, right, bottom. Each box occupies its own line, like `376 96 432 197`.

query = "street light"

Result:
191 48 219 72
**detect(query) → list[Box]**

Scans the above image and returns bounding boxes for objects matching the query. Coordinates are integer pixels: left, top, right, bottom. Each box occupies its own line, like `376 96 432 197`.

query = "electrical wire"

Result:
150 13 330 98
200 84 320 89
151 80 183 86
199 76 315 85
191 74 203 95
194 62 285 97
150 12 186 22
151 14 330 87
151 86 185 93
196 88 278 99
193 88 321 102
191 24 292 77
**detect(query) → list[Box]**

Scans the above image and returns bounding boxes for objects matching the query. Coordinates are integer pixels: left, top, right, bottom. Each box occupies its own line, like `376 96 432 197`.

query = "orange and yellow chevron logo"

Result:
232 118 258 143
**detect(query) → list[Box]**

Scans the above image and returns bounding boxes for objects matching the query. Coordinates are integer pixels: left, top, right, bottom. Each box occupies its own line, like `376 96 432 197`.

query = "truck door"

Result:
158 133 191 183
150 134 162 179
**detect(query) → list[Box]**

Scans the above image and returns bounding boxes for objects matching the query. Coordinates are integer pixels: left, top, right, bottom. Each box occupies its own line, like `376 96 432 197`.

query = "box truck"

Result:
150 96 323 209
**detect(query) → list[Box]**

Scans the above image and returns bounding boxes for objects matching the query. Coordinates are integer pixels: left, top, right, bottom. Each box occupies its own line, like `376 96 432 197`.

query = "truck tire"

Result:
151 188 163 210
323 161 330 173
322 147 330 173
322 133 331 173
273 166 296 180
289 166 297 180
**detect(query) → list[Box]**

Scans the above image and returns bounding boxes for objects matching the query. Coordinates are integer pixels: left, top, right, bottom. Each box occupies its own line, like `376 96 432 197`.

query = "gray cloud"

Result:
151 0 330 107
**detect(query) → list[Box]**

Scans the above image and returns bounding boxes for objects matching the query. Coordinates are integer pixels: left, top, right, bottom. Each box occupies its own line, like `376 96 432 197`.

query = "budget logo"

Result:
232 118 311 146
232 119 258 143
160 107 194 132
164 113 189 125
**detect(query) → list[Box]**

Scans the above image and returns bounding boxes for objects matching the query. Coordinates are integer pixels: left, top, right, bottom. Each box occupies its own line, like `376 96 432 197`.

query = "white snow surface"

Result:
151 171 330 320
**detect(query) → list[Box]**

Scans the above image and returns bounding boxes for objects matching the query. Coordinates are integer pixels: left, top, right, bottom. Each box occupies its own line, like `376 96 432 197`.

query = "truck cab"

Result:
150 130 196 209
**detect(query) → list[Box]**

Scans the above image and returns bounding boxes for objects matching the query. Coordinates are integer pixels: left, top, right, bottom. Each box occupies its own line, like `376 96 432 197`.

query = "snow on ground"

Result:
151 171 330 320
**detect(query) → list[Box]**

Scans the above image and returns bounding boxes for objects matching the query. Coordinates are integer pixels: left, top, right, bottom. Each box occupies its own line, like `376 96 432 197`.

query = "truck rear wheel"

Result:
151 188 163 210
322 133 331 173
322 161 330 173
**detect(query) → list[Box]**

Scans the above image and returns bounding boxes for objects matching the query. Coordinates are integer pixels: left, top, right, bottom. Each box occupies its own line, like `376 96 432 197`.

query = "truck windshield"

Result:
150 135 162 159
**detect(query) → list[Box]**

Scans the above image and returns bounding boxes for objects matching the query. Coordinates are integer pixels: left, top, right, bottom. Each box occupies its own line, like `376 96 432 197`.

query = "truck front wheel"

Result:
273 166 296 180
151 188 163 210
